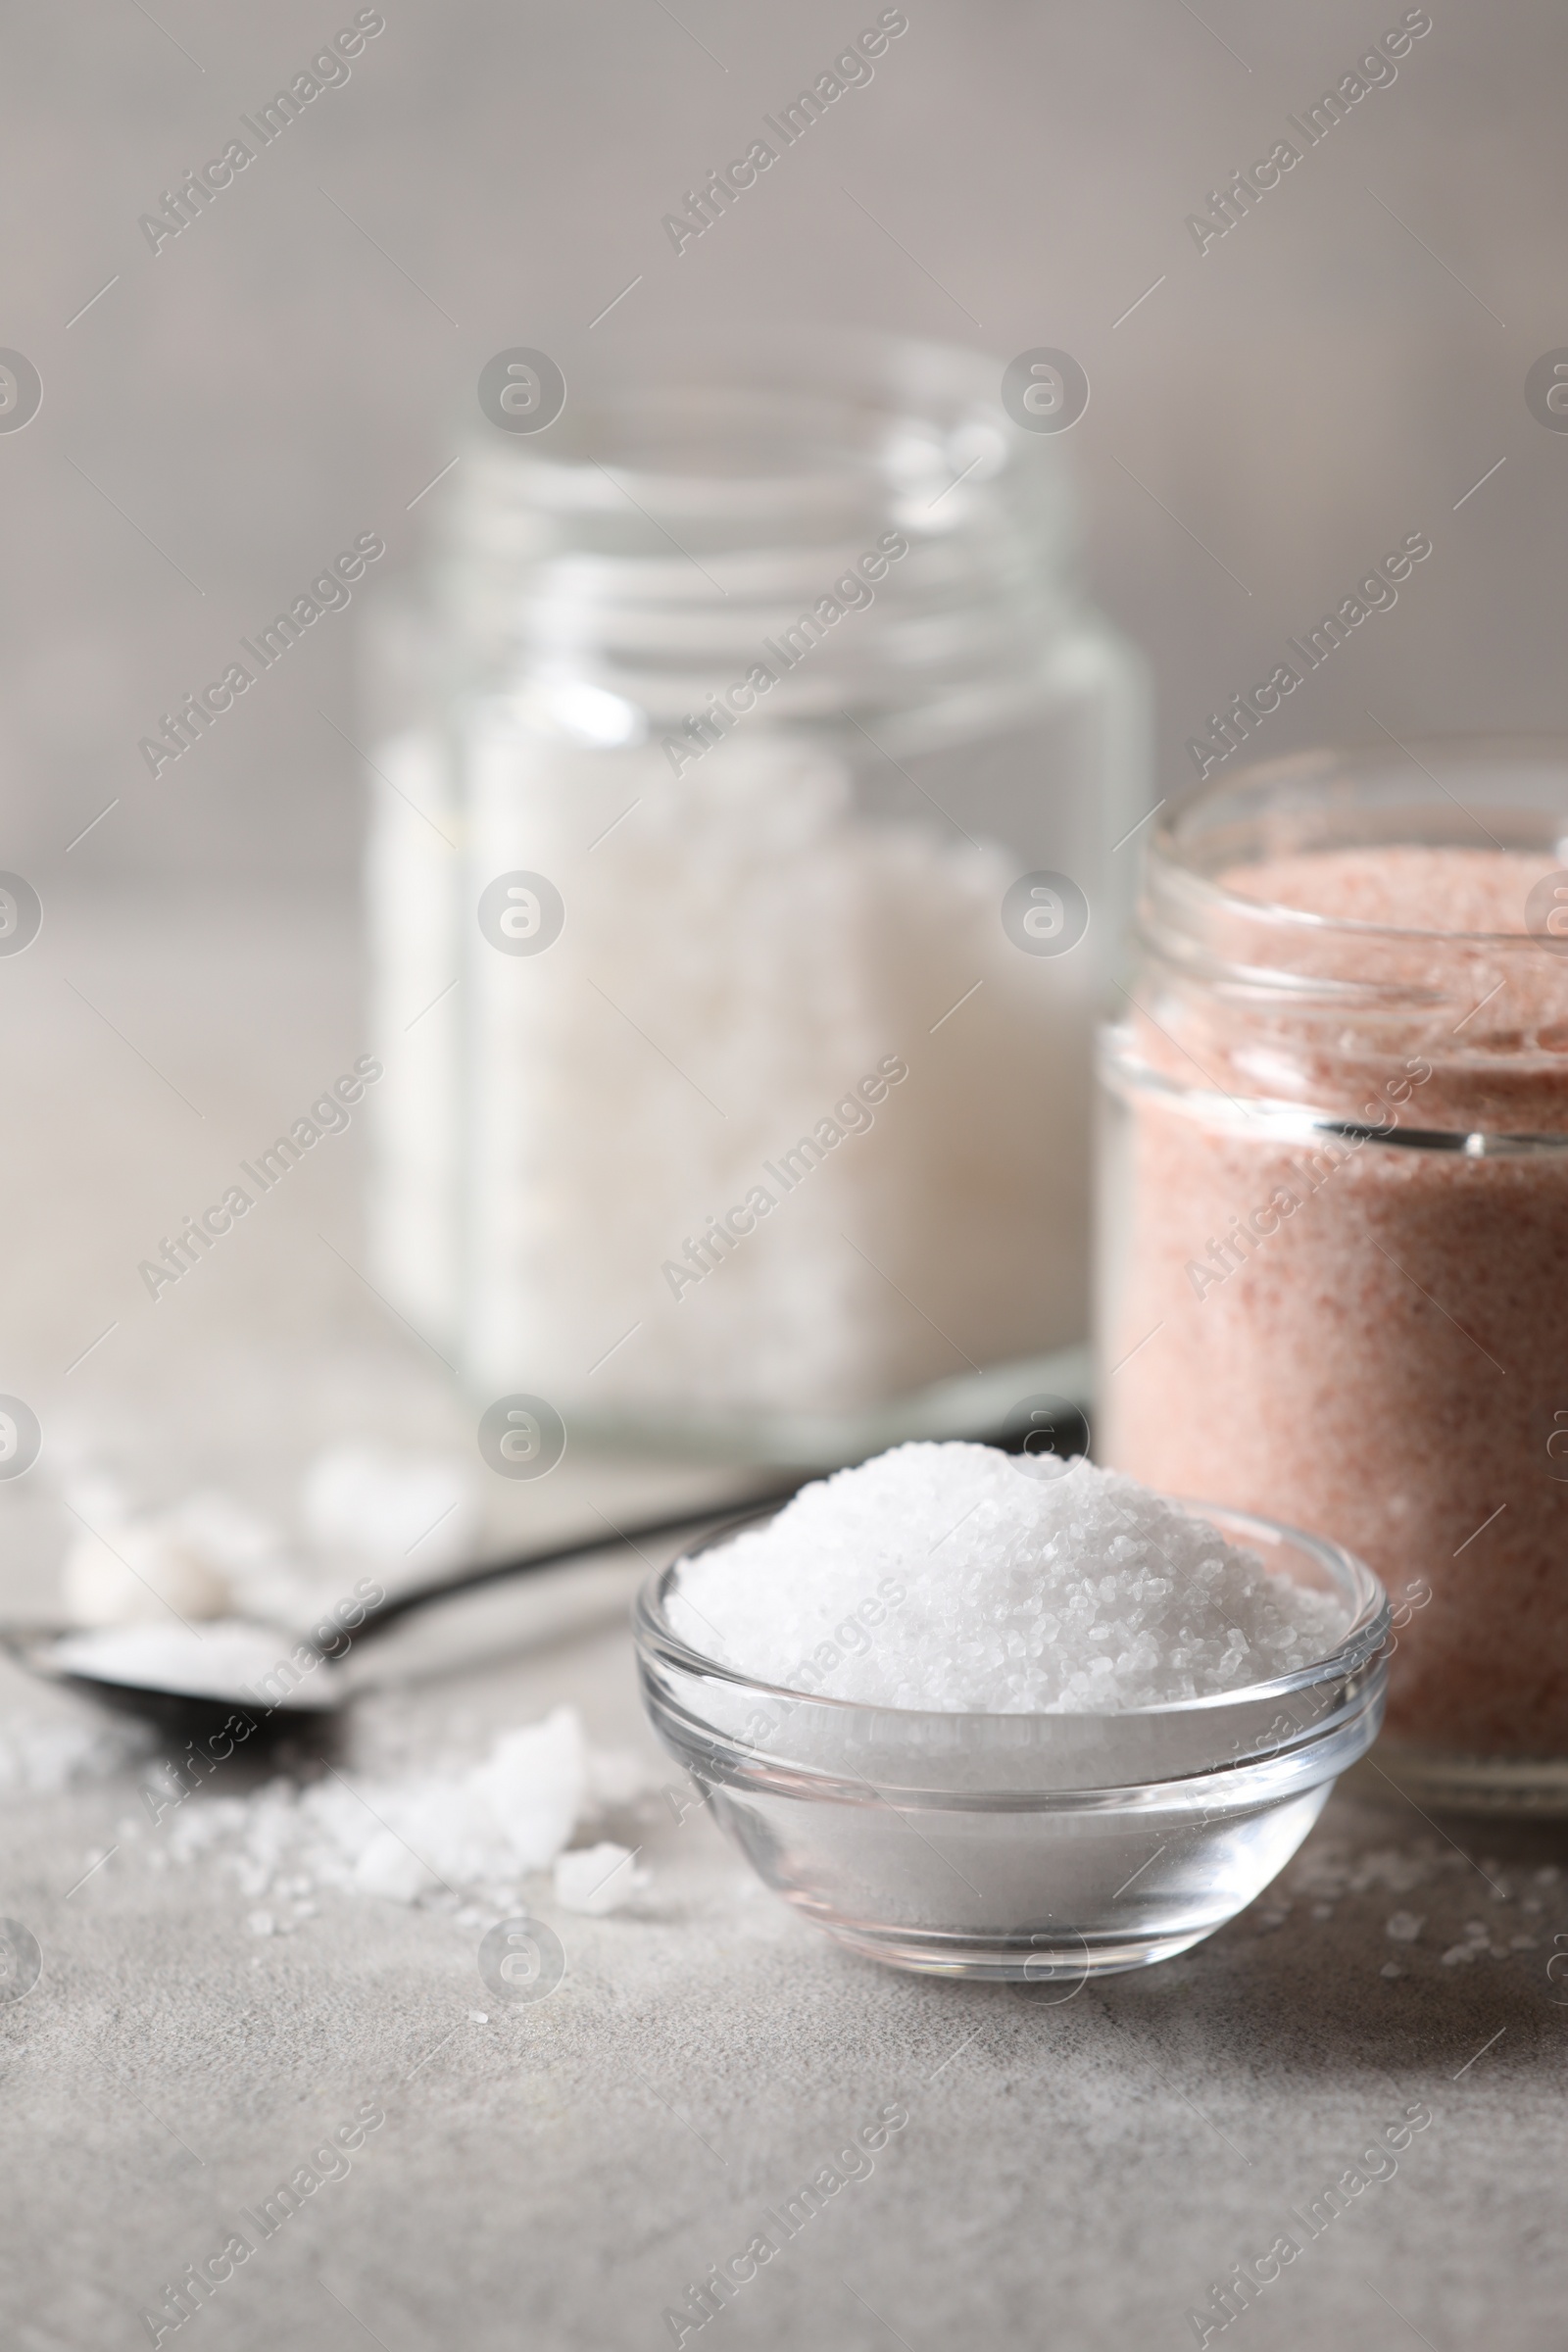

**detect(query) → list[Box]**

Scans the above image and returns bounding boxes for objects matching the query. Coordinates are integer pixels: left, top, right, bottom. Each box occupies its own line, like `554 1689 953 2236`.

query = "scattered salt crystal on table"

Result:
470 1710 586 1870
554 1842 649 1916
1386 1913 1425 1943
668 1443 1348 1713
153 1705 627 1910
62 1516 230 1628
0 1715 153 1793
355 1835 438 1903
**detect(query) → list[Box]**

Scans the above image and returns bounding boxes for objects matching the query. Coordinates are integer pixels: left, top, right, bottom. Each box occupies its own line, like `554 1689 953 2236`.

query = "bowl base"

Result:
811 1915 1216 1982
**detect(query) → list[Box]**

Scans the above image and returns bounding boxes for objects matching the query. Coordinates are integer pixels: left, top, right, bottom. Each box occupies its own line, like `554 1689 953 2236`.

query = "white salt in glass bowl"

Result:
634 1500 1388 1979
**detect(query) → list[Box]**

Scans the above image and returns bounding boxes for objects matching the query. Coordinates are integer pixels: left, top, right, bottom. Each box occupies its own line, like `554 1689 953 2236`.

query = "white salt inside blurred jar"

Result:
363 329 1149 1446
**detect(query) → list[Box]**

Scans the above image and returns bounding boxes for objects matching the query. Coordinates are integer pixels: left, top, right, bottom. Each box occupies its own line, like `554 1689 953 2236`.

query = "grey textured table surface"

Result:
2 898 1564 2352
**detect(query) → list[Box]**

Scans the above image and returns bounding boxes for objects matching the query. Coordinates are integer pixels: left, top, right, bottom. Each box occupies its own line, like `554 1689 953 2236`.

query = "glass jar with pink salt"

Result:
1098 739 1568 1812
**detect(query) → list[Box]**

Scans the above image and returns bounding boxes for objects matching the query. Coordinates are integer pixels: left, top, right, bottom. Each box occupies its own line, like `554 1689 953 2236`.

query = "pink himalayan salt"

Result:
1103 845 1568 1757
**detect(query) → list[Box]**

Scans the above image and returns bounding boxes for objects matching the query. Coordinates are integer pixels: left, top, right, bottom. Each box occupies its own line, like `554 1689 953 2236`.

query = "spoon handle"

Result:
339 1479 810 1649
342 1409 1058 1652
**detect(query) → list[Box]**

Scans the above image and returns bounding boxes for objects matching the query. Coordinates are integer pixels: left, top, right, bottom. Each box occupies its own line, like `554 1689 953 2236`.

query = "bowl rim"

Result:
633 1491 1390 1732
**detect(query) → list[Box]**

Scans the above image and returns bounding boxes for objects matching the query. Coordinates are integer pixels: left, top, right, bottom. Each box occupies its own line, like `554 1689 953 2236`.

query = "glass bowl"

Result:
633 1499 1389 1980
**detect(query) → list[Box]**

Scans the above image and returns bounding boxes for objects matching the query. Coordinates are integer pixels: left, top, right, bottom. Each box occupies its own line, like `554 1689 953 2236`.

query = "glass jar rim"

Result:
429 324 1090 728
453 324 1077 524
1149 735 1568 949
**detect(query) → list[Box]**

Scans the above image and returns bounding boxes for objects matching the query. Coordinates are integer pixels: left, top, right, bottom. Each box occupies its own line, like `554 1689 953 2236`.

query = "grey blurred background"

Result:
1 0 1560 891
0 0 1562 1521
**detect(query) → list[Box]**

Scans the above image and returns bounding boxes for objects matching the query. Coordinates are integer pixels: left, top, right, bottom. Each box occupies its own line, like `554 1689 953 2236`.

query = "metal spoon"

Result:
2 1483 809 1744
1 1391 1088 1743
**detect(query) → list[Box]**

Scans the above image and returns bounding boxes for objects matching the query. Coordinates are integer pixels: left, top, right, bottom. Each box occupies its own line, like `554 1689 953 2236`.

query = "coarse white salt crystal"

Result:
471 1711 586 1872
0 1716 153 1794
667 1443 1348 1713
151 1706 627 1910
554 1842 649 1916
62 1518 229 1629
354 1834 438 1903
58 1482 314 1629
1386 1912 1425 1943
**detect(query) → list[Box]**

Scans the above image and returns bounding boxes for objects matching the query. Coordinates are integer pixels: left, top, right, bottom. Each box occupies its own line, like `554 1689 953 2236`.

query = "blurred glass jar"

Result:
1099 741 1568 1811
365 331 1149 1454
